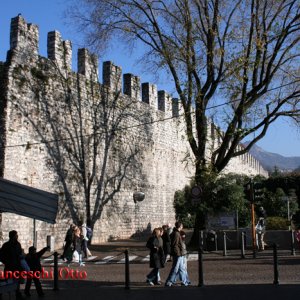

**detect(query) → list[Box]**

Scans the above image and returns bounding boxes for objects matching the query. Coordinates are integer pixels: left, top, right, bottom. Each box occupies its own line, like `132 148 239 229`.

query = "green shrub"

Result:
266 217 290 230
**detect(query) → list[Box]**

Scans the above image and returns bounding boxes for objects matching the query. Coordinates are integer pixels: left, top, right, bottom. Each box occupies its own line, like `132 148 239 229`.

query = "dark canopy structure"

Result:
0 178 58 224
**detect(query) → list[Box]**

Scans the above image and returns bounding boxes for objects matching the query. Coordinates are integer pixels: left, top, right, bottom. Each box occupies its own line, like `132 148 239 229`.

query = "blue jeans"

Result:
165 256 186 285
147 268 160 283
180 255 190 284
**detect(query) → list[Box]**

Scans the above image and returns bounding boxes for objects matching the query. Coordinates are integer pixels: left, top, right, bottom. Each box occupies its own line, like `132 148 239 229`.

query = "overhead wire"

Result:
5 97 241 149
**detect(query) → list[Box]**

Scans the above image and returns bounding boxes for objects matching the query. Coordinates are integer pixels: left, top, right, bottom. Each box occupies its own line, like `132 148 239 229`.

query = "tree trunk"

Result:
189 158 207 247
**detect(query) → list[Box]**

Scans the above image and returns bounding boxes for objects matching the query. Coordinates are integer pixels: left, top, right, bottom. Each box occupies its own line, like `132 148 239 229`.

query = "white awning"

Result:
0 178 58 224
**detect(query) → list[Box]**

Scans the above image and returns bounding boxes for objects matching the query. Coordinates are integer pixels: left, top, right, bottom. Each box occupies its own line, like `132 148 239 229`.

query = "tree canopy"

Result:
70 0 300 183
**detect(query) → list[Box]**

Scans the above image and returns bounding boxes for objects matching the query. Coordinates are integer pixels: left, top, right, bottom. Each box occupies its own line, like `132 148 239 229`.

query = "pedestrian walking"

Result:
25 245 50 297
165 221 188 287
61 223 75 262
256 207 267 251
0 230 25 299
73 226 85 266
162 225 171 263
80 221 92 259
179 230 191 285
146 228 165 285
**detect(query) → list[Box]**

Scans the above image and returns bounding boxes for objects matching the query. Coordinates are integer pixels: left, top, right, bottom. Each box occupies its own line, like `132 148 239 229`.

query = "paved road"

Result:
1 239 300 300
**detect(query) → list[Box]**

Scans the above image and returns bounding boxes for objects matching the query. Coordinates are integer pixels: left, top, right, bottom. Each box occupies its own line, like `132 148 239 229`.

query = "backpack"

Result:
86 226 93 240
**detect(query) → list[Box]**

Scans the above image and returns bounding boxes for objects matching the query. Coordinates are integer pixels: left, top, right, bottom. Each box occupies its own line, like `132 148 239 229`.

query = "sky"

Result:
1 0 300 158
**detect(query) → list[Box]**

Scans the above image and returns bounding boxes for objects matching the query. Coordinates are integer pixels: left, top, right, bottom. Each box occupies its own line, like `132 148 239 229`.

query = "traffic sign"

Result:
191 186 202 205
191 186 202 198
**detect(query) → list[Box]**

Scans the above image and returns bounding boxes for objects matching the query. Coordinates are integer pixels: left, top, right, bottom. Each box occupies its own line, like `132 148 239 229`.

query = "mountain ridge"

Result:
243 142 300 172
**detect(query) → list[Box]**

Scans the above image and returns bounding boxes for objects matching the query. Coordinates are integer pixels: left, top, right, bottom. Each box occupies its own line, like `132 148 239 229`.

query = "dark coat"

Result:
65 228 73 243
146 236 165 269
162 231 171 255
170 228 183 257
25 247 48 272
0 240 22 271
73 235 83 254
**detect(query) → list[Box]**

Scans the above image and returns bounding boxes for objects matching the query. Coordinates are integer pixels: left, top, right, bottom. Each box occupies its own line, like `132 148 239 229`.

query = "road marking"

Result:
187 254 198 261
41 253 198 265
95 256 115 264
85 255 97 261
142 255 150 262
50 262 64 266
117 255 138 264
43 258 53 261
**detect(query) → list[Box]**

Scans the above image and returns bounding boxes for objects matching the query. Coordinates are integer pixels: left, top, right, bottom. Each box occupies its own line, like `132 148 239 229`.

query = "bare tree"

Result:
69 0 300 184
10 58 150 233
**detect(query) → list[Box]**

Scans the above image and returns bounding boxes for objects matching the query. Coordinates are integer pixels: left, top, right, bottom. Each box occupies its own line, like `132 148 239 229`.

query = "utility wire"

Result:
5 77 300 150
5 98 241 149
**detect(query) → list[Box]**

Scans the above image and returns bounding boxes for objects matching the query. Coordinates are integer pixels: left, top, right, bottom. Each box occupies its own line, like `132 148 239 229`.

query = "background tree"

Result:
11 59 150 234
266 172 300 204
69 0 300 185
67 0 300 244
174 173 250 229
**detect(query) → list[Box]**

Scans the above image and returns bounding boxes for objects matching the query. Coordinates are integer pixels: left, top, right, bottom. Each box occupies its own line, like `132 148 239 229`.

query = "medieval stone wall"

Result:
0 16 267 250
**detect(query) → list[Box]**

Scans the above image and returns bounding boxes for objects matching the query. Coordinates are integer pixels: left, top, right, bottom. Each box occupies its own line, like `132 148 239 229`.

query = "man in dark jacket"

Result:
24 245 49 297
165 221 188 286
0 230 24 299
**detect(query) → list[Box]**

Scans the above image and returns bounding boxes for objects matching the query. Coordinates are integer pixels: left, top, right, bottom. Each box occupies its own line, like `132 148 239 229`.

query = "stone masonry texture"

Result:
0 16 268 250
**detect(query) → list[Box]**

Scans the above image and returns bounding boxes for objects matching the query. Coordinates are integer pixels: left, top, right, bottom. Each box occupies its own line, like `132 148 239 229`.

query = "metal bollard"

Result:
198 247 204 287
273 244 279 285
290 230 296 256
53 252 59 291
253 234 257 259
241 232 246 259
223 232 227 256
125 249 130 290
199 230 204 248
214 232 218 251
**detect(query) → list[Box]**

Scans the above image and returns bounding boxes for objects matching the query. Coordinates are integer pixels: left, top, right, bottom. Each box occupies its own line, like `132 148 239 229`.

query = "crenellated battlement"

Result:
123 73 141 101
8 15 183 117
103 61 122 92
158 90 172 118
5 15 268 178
10 15 39 57
142 82 158 109
78 48 98 81
47 31 72 72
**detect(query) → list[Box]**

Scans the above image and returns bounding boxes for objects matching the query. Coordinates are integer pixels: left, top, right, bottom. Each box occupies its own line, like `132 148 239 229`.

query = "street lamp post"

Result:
282 196 290 220
287 198 290 221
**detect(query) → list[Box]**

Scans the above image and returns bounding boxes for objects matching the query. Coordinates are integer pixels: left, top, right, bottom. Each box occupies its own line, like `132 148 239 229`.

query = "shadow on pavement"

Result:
35 282 300 300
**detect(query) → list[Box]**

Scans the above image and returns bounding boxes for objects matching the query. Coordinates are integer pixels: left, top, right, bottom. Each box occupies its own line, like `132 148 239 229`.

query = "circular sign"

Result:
191 186 202 198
